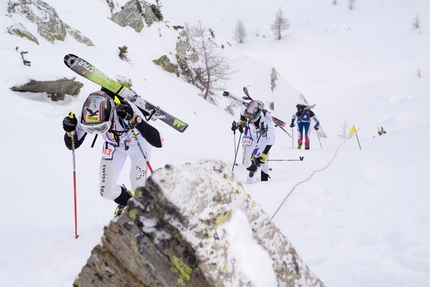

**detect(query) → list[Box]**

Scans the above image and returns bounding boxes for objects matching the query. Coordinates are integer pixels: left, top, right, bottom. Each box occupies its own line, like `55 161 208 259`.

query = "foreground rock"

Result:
74 160 324 287
11 78 83 101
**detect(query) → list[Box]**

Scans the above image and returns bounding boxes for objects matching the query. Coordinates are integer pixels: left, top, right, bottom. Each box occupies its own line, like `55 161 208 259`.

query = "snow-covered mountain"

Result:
1 0 429 286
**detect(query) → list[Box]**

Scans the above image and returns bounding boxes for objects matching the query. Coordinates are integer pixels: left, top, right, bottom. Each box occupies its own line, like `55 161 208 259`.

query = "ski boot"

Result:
113 185 134 218
246 161 258 183
261 171 270 182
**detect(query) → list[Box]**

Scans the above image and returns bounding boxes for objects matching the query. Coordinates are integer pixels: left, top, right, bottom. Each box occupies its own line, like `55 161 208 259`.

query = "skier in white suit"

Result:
62 89 163 217
232 100 275 182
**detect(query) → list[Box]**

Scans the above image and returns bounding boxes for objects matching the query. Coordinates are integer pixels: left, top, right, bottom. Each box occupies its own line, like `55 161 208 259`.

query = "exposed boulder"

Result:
74 160 324 287
153 55 179 77
7 0 93 46
271 67 278 91
110 0 160 32
141 1 159 26
7 23 39 45
11 78 83 101
175 29 199 86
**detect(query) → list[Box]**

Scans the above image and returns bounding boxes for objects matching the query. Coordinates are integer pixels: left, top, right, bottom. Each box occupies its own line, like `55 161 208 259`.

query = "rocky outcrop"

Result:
73 160 324 287
110 0 159 32
111 0 145 32
7 0 93 46
175 29 199 86
11 78 83 101
271 67 278 91
153 55 179 77
7 23 39 45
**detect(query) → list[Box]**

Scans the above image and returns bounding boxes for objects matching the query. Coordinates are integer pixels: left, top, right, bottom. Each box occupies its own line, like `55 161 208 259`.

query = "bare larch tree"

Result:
270 8 290 40
233 20 247 43
190 20 233 103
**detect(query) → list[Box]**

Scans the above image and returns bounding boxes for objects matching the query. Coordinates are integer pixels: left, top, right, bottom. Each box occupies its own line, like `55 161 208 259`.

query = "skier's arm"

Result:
312 113 320 128
290 114 297 127
64 131 87 150
62 114 87 150
126 100 163 148
131 116 163 148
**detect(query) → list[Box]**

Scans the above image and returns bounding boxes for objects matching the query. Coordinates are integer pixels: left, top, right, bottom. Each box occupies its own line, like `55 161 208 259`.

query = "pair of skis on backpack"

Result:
222 88 312 138
63 53 188 133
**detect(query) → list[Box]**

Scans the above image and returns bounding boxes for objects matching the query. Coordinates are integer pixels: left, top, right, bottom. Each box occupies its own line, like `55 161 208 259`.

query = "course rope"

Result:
271 139 348 220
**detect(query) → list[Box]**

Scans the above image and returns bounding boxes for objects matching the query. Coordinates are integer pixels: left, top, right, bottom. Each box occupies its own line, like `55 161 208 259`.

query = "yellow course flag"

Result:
349 125 356 136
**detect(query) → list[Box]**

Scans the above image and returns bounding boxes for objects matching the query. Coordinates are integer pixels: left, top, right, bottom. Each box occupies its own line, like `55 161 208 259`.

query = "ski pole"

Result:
232 133 243 171
128 124 154 173
268 156 304 162
316 129 322 149
69 112 79 239
232 121 237 156
291 127 294 149
277 124 292 137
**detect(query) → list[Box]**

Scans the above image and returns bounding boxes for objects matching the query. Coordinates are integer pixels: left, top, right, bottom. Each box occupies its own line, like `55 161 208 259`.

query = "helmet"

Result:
296 104 307 110
81 91 114 134
244 101 264 122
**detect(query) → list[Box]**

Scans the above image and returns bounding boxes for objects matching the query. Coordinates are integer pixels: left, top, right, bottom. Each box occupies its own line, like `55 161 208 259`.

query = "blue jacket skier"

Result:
290 104 320 150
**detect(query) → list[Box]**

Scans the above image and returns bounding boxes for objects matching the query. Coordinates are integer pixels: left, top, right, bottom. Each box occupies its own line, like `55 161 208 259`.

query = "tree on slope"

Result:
270 8 290 40
190 20 233 103
233 20 247 43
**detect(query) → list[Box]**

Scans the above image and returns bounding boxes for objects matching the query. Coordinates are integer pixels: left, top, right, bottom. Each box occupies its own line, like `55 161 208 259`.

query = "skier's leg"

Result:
304 123 311 149
99 143 127 201
297 123 303 148
261 152 271 181
129 138 152 190
241 135 253 166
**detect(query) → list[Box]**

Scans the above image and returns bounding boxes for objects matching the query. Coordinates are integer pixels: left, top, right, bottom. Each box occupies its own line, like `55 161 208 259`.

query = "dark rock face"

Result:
11 78 83 101
73 160 324 287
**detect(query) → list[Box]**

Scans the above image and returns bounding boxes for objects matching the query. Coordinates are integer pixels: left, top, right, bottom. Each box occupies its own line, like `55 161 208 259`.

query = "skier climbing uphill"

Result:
233 100 275 182
290 104 320 150
62 90 163 217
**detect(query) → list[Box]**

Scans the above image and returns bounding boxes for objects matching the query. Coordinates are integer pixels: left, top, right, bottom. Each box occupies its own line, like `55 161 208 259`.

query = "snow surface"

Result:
1 0 429 286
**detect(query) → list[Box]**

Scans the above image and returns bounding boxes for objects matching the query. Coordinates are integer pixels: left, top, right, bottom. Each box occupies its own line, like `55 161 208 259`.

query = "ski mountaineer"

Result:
290 104 320 150
62 89 163 217
232 100 275 182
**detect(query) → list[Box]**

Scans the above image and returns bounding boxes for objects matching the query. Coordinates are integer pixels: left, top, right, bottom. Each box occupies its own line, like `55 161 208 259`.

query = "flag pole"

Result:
349 125 362 150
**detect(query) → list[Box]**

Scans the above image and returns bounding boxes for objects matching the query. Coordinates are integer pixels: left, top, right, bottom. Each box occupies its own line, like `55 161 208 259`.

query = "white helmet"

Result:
244 101 264 122
80 91 115 134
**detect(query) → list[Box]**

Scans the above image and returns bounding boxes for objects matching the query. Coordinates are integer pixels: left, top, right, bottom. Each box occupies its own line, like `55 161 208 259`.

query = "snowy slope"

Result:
0 0 429 286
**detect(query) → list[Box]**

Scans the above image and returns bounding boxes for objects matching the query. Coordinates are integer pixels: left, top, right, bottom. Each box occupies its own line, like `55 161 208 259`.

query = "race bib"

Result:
243 137 253 147
102 145 115 160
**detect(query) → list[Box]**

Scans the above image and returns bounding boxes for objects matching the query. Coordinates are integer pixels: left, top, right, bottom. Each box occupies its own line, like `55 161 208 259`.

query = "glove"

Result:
290 123 295 128
116 103 134 121
63 113 77 132
237 120 244 133
314 125 319 130
231 121 238 132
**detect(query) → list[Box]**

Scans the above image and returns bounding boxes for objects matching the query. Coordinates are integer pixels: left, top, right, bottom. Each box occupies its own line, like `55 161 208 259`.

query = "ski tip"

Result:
242 87 249 96
63 54 78 68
